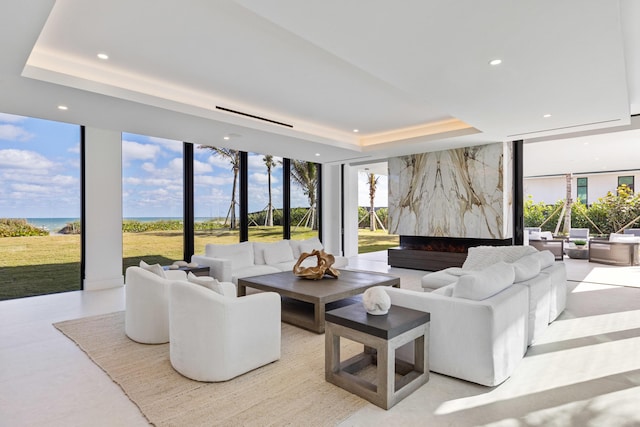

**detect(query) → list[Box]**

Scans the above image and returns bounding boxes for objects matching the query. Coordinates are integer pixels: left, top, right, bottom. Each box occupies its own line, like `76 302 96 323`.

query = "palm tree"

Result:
263 155 276 226
201 146 240 229
367 173 380 231
290 160 318 230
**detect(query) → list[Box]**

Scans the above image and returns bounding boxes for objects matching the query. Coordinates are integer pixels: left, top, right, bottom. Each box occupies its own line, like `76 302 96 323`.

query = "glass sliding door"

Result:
122 133 183 271
0 113 81 300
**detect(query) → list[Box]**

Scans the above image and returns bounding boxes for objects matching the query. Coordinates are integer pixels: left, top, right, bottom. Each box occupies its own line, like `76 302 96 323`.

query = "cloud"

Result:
0 124 34 142
195 175 234 186
0 149 55 169
122 140 160 163
0 113 27 123
148 137 183 153
11 183 62 195
194 159 213 174
67 143 80 154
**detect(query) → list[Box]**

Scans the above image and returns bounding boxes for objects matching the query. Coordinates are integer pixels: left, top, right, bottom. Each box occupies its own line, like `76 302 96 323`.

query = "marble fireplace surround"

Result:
387 142 514 270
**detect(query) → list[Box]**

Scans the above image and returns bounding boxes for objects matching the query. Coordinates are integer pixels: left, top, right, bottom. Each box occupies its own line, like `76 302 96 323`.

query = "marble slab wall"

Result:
388 142 512 239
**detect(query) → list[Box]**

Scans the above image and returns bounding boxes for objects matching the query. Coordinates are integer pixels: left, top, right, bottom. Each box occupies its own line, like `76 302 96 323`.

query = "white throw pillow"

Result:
536 250 556 269
512 254 541 282
264 241 295 265
205 242 254 268
187 272 225 296
453 261 515 301
139 260 166 278
291 237 323 257
252 241 278 265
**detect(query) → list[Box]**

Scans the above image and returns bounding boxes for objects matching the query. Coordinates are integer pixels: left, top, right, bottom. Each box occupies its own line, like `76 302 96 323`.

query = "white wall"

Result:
342 164 360 258
83 127 124 291
524 171 640 205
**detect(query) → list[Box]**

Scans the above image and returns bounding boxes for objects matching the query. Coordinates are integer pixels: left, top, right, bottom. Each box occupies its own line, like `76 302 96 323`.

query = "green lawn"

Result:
0 227 397 300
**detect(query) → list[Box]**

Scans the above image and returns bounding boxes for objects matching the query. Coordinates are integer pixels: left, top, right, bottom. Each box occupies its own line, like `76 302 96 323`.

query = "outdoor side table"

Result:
325 304 430 410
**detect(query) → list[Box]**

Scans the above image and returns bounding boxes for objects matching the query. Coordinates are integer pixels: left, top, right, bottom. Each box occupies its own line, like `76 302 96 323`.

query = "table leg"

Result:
315 302 325 333
237 283 246 297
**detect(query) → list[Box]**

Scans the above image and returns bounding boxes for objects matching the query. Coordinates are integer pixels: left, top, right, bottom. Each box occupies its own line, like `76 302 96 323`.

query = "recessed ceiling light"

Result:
543 114 552 118
97 53 109 60
57 105 68 110
489 59 502 66
353 129 359 133
314 153 320 157
223 136 230 140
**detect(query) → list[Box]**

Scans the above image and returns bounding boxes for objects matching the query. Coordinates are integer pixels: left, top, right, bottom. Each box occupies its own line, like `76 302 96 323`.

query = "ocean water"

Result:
24 217 212 233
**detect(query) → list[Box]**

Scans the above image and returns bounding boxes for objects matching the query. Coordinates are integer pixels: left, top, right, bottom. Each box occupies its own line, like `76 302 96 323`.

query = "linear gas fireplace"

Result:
388 235 512 271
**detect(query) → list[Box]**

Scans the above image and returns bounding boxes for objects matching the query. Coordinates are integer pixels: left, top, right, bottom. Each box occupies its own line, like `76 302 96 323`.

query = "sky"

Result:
0 113 387 219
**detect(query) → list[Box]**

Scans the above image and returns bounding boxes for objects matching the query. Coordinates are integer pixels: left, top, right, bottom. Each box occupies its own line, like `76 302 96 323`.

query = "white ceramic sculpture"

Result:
362 286 391 315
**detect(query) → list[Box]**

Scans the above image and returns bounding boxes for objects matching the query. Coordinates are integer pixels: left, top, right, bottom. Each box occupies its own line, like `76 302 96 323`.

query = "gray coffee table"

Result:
237 270 400 333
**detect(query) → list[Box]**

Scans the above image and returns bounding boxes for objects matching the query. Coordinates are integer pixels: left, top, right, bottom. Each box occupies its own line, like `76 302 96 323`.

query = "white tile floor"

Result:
1 253 639 426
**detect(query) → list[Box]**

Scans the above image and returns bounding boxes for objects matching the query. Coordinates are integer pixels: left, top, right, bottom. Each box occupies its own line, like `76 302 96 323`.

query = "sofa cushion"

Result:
231 265 281 284
187 272 226 296
290 237 323 257
264 240 295 265
452 262 515 301
252 241 276 265
205 242 254 269
536 250 556 269
609 233 640 243
139 260 166 278
512 254 541 282
462 245 537 271
421 267 465 290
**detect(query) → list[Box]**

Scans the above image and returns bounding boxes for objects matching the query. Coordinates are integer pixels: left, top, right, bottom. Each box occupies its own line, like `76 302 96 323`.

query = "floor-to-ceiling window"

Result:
122 133 183 270
0 113 81 300
247 152 283 241
193 145 240 253
290 160 319 240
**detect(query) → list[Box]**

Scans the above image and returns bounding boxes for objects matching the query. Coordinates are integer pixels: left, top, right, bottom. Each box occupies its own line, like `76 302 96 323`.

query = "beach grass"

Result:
0 228 398 300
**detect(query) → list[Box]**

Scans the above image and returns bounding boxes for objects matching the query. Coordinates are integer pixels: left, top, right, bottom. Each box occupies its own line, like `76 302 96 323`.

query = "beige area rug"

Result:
54 312 368 426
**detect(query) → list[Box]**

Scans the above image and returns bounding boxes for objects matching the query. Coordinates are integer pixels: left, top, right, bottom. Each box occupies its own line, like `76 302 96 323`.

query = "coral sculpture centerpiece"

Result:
293 249 340 280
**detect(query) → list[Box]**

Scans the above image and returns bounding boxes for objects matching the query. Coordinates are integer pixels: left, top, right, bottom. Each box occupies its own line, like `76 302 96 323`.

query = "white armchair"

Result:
124 266 187 344
169 280 281 382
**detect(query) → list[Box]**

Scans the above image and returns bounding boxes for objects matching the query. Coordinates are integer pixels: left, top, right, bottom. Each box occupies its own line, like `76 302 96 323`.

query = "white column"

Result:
321 164 343 256
83 127 124 290
342 164 359 258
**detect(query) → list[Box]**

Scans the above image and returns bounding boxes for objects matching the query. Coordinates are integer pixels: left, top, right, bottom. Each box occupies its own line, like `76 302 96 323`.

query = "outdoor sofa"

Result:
588 233 640 266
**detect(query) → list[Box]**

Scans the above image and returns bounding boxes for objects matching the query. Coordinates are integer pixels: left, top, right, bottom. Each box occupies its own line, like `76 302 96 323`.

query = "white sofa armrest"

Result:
191 255 232 282
218 281 238 298
384 285 528 386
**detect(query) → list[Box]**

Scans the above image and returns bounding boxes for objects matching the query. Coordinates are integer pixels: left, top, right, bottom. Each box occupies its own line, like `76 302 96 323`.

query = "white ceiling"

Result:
1 0 639 167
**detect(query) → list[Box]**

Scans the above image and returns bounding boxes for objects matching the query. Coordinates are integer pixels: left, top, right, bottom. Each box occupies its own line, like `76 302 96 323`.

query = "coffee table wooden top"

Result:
237 269 400 303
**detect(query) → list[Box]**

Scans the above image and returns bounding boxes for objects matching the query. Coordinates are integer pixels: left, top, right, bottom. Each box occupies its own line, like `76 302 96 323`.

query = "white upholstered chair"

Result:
169 280 281 382
124 266 187 344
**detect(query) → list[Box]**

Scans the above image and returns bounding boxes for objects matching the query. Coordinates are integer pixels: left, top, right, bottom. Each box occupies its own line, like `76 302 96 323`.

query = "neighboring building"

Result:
524 171 639 205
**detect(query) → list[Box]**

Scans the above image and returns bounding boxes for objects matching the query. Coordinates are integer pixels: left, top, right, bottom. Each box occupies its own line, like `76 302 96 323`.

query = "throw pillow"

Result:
452 261 515 301
536 250 555 269
264 241 295 265
205 242 254 268
139 260 166 278
187 272 225 296
512 254 541 282
252 241 278 265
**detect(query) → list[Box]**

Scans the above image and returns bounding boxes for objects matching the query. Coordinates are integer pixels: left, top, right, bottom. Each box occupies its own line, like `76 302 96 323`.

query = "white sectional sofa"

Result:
191 237 348 284
384 246 568 386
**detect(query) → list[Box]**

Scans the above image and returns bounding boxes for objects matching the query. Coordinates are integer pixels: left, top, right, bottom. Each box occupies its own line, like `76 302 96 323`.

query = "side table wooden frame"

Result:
325 306 430 410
